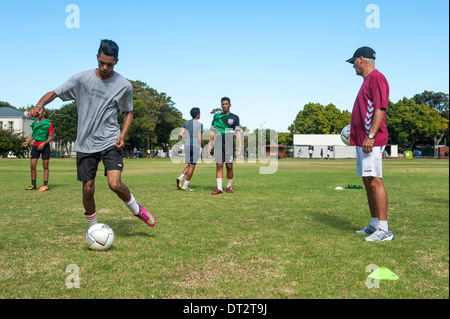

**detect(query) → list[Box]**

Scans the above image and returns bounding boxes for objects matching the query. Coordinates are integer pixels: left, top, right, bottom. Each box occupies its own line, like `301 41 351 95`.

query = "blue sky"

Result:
0 0 448 132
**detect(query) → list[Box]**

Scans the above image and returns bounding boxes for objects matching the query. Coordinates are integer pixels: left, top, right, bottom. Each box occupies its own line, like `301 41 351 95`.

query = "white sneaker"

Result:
181 185 194 191
355 224 377 235
364 228 394 242
176 178 183 190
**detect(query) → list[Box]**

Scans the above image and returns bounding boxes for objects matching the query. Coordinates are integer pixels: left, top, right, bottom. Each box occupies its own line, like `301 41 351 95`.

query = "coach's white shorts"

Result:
356 146 385 178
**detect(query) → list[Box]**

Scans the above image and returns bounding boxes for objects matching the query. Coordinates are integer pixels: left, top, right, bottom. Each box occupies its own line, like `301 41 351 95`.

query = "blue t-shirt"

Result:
182 119 203 148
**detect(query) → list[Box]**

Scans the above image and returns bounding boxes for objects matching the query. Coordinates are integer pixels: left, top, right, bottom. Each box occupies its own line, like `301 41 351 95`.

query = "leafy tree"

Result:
121 99 150 154
277 132 293 147
125 80 184 153
386 98 448 150
412 91 448 145
289 102 351 134
322 104 351 134
210 108 222 115
47 102 78 157
0 101 15 109
412 91 449 120
154 102 184 152
0 129 27 158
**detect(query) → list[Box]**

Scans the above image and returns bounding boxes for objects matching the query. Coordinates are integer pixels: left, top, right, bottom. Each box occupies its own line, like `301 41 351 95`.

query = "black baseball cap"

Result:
346 46 376 63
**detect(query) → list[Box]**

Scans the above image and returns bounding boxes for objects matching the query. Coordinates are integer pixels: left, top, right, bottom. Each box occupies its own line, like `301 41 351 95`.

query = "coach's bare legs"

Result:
363 176 388 221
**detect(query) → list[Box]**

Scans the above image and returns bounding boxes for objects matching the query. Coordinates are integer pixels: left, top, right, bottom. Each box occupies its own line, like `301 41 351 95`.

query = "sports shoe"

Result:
25 185 36 190
364 228 394 242
176 178 183 190
355 224 376 235
38 185 50 192
211 188 223 195
136 203 156 227
226 186 234 193
181 185 193 191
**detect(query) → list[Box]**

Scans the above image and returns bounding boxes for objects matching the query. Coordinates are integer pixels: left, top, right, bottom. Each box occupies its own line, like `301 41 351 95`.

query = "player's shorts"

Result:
356 146 385 178
30 144 51 160
185 145 200 165
214 134 235 164
76 145 124 182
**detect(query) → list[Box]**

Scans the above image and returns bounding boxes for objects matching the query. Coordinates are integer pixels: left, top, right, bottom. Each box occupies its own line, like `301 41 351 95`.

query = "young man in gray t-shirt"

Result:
27 39 155 229
176 107 204 191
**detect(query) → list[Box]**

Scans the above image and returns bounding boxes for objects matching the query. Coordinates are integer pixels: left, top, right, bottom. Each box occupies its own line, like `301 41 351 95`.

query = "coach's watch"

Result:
368 133 376 139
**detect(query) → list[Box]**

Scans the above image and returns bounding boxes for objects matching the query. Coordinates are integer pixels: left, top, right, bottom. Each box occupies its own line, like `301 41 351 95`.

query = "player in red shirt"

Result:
346 46 394 242
22 110 55 191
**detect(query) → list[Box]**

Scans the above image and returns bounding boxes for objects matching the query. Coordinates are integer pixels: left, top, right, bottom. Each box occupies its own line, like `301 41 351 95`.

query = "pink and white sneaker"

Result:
136 204 156 227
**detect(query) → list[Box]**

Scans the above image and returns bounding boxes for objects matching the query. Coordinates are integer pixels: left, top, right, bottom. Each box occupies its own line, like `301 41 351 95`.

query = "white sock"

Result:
179 174 186 180
227 179 232 188
217 178 223 191
370 218 379 228
85 212 97 227
124 194 140 216
184 180 190 187
378 220 389 232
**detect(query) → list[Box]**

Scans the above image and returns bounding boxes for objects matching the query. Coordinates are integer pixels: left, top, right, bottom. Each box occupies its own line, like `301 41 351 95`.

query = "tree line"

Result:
1 83 448 157
288 91 448 151
0 81 184 157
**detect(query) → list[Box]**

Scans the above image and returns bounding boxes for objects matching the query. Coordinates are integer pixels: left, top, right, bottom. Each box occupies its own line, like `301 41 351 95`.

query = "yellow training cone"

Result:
368 267 399 280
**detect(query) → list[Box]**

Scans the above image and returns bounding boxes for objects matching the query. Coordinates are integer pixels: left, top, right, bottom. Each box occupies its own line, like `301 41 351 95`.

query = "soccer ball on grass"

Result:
86 223 114 251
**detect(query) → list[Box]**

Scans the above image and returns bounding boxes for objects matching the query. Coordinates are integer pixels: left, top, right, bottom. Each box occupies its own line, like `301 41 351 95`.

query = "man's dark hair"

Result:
190 107 200 118
221 97 231 104
98 39 119 60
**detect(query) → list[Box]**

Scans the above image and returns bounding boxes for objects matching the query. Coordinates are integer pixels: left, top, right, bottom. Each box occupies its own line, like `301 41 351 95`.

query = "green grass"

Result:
0 157 448 299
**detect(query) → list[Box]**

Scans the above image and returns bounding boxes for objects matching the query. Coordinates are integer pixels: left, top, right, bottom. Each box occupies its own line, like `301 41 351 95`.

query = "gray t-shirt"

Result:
182 119 203 148
54 69 133 153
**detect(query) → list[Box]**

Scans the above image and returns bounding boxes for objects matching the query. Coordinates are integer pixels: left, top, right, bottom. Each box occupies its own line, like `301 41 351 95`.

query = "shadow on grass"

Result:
111 219 155 238
306 211 356 232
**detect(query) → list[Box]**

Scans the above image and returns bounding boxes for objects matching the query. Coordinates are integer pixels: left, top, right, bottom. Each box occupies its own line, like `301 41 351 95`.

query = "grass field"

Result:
0 157 448 299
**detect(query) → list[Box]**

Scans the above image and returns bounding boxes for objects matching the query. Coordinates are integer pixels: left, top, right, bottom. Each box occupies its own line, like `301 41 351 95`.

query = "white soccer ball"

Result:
86 223 114 251
340 124 351 146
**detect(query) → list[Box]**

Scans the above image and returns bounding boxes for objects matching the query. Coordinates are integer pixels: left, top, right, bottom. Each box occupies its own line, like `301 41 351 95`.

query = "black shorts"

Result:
30 144 51 160
76 146 124 182
185 145 200 165
214 134 235 164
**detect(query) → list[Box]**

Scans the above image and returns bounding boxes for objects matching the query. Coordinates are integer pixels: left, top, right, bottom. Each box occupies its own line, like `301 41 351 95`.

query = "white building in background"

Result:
0 107 61 158
293 134 398 159
294 134 355 159
0 107 34 138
